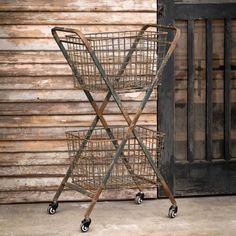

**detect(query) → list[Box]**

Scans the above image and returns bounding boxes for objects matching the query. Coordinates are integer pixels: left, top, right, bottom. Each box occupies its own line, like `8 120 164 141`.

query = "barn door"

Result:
158 1 236 196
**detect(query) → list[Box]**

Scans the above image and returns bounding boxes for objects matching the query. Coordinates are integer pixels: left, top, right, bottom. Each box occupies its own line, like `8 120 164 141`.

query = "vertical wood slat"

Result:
224 18 232 161
158 0 175 195
187 20 194 163
206 19 213 162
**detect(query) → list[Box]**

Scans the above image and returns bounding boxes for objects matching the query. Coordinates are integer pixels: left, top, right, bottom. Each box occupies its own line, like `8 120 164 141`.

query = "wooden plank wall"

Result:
0 0 157 203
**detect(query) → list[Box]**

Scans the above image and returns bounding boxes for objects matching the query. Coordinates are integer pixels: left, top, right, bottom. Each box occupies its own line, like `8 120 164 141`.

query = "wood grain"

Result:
0 0 156 12
0 90 157 102
0 188 157 203
0 12 156 25
0 101 156 115
0 152 69 166
0 25 143 38
0 114 157 128
0 0 157 203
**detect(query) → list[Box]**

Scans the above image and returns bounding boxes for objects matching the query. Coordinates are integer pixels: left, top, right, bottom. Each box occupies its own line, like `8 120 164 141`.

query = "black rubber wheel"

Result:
80 218 91 233
135 192 144 204
80 224 89 233
135 196 142 204
47 202 58 215
168 205 178 218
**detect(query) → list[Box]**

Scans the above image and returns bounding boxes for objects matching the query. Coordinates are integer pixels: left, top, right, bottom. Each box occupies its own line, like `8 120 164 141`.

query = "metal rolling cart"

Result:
47 24 180 232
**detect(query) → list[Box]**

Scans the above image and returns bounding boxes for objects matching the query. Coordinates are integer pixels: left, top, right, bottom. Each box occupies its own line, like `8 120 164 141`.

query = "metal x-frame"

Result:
48 24 180 231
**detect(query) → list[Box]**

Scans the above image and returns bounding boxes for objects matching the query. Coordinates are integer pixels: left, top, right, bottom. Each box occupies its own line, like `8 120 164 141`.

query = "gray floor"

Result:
0 196 236 236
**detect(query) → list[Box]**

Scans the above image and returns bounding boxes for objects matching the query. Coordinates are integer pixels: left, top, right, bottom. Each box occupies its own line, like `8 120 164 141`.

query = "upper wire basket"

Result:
66 126 164 190
63 29 168 92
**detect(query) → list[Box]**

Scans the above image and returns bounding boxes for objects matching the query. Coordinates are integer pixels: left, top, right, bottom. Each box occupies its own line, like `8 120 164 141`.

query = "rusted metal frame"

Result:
108 25 180 205
51 27 110 201
127 25 179 205
52 117 99 202
87 25 180 206
83 27 157 218
51 27 129 201
51 26 147 202
80 26 154 192
84 136 130 218
84 91 143 192
187 20 194 163
224 18 232 161
52 25 180 213
75 26 157 217
206 19 213 162
65 182 94 198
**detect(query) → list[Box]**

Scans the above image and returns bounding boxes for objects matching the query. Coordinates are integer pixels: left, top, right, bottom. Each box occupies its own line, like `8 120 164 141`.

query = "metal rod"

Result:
65 182 94 198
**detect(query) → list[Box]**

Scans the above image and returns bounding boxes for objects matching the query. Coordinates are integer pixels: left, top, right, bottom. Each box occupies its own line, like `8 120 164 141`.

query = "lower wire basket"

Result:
66 126 164 191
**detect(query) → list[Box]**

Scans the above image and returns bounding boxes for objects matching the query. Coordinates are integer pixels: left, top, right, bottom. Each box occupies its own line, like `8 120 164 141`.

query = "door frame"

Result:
158 1 236 196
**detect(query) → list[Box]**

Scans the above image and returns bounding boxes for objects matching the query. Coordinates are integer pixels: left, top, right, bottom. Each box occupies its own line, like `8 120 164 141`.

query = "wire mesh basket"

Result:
65 30 168 92
66 126 164 190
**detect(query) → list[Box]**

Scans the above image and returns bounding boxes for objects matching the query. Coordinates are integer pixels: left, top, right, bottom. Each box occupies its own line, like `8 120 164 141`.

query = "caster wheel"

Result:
80 218 91 233
168 205 178 218
135 192 144 205
47 202 58 215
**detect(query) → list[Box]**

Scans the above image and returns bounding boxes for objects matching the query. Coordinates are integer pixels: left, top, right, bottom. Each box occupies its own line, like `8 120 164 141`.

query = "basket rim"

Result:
64 30 168 43
65 125 165 139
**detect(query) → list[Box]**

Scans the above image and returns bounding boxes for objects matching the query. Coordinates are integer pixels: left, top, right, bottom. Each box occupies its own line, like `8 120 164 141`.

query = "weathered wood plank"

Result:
0 176 157 196
0 90 158 102
0 12 156 25
0 101 156 115
0 177 63 191
0 165 69 177
0 190 89 203
0 51 66 64
0 152 69 166
0 188 157 203
0 76 74 90
0 114 157 128
0 125 156 140
0 74 142 90
0 49 172 64
0 127 74 140
0 25 143 38
0 140 67 152
0 0 156 12
0 63 71 76
0 39 58 50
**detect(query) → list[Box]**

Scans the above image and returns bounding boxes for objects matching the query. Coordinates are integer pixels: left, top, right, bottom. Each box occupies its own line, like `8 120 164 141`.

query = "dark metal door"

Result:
158 1 236 196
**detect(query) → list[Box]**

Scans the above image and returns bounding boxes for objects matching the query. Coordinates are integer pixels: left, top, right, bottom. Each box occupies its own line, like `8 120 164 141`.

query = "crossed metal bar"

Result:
51 25 180 219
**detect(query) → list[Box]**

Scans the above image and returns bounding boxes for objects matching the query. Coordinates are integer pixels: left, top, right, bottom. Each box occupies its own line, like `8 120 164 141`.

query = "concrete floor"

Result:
0 196 236 236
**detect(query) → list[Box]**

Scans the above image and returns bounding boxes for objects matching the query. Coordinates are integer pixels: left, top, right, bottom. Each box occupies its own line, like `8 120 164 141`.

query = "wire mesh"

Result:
66 126 164 190
64 30 168 92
